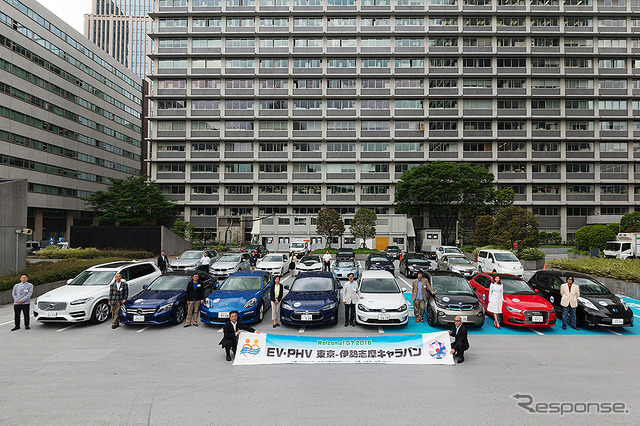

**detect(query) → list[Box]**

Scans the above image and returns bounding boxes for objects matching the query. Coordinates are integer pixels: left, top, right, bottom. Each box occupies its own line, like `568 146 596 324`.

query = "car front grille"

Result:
447 304 475 311
524 310 549 324
368 307 403 313
38 302 67 311
126 308 157 315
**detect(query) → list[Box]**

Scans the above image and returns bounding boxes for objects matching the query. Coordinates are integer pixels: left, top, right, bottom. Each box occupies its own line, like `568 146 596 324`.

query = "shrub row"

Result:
547 257 640 283
36 246 154 260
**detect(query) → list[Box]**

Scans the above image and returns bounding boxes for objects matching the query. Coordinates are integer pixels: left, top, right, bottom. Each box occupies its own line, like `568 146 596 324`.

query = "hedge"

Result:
310 248 381 255
36 246 154 260
547 257 640 283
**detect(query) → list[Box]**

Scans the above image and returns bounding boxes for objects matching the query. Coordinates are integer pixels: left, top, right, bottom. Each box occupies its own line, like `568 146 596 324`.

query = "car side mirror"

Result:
535 289 539 293
142 284 148 289
214 283 220 289
67 278 73 284
338 285 343 290
284 285 289 290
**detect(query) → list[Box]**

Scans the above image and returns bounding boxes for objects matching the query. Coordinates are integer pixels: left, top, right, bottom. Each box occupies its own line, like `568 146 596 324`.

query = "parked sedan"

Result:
296 255 323 273
335 247 355 262
384 245 402 260
201 271 273 325
365 253 395 276
399 253 433 278
332 259 360 280
356 270 409 326
437 254 477 279
256 253 289 276
469 273 556 327
280 272 341 325
169 249 219 272
426 272 484 327
119 271 216 325
209 252 251 279
528 271 634 327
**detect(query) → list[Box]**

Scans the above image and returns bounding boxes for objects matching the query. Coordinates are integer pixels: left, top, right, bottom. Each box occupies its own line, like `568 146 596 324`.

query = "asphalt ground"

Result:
1 260 638 425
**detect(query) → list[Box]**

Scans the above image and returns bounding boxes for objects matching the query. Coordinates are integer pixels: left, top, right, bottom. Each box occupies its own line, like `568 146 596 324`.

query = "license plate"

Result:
459 316 467 322
133 315 145 322
44 312 57 317
531 315 543 323
612 318 623 325
218 312 229 319
301 314 313 321
378 313 390 321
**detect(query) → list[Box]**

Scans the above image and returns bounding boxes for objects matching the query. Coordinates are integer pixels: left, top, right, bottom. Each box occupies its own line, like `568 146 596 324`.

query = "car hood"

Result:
435 294 478 305
257 261 283 268
408 262 432 269
298 262 322 269
37 284 108 302
368 261 393 267
359 292 406 309
504 294 553 310
125 290 184 308
170 259 200 266
284 291 337 310
334 265 358 271
212 262 240 269
580 294 627 313
207 290 261 310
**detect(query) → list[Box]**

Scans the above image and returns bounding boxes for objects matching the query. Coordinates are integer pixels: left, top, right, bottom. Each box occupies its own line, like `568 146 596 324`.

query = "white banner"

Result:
233 331 454 365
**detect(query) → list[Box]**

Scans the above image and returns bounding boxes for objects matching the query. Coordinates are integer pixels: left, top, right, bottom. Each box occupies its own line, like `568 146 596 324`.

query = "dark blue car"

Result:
280 272 341 326
201 270 273 325
365 253 395 276
120 271 216 325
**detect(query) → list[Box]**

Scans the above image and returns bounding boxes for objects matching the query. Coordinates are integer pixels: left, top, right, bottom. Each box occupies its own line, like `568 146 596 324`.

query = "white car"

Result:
356 270 409 326
435 246 464 261
477 249 524 277
256 253 289 276
295 255 323 273
33 261 161 324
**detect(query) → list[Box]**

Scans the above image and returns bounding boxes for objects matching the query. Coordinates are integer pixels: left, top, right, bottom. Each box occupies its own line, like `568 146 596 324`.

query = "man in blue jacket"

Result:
185 272 204 327
12 274 33 331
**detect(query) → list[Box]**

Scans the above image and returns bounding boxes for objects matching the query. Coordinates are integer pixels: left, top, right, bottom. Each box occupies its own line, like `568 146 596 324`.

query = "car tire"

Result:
426 305 436 327
90 300 110 324
257 302 265 323
476 317 485 328
173 304 186 325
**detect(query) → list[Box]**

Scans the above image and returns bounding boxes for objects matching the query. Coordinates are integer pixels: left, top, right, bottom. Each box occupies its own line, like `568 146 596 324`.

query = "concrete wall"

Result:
161 226 193 256
0 179 28 275
0 279 66 306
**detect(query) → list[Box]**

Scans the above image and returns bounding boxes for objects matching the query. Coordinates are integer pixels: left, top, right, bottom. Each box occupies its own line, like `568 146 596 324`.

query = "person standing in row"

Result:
487 275 504 329
219 310 259 361
560 275 580 331
185 272 204 327
342 273 358 327
322 250 332 272
108 273 128 329
157 250 169 274
270 275 283 328
449 316 469 364
412 271 434 323
199 252 210 272
11 274 33 331
289 253 297 277
249 251 258 271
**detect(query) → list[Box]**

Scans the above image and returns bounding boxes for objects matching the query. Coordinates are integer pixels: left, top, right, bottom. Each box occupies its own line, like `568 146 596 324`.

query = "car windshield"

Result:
218 254 241 262
431 276 475 296
370 255 391 262
291 243 305 248
386 246 400 252
300 256 320 264
179 251 202 259
336 261 356 268
219 276 262 291
69 271 116 286
604 242 621 251
562 277 610 296
291 277 333 292
494 252 519 262
408 257 430 265
148 275 189 291
360 278 400 293
445 248 462 254
262 255 283 262
449 257 472 265
501 278 535 295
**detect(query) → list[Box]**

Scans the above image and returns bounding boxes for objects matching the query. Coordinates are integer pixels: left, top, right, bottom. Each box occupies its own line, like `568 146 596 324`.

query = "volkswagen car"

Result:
201 271 273 324
280 272 341 325
469 273 556 327
399 253 433 278
437 254 477 279
356 270 409 326
426 271 484 327
119 271 216 325
169 249 219 272
295 255 323 273
332 259 360 280
365 253 395 276
528 271 634 327
256 253 289 276
209 252 251 279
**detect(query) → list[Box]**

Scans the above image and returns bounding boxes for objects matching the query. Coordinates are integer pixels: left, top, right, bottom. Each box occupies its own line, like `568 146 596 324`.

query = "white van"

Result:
476 249 524 277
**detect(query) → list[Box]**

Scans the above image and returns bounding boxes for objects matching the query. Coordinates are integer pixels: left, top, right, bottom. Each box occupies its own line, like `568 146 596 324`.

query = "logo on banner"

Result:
428 340 448 359
240 338 261 357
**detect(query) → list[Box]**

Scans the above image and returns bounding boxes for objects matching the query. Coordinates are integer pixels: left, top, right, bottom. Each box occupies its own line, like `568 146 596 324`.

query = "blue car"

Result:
281 272 341 326
332 259 360 280
120 271 216 325
201 271 273 325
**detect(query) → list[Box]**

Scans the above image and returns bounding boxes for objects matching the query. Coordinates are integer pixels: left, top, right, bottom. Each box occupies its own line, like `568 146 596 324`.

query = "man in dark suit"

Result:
157 250 169 274
219 310 260 361
449 316 469 364
185 273 204 327
108 273 128 329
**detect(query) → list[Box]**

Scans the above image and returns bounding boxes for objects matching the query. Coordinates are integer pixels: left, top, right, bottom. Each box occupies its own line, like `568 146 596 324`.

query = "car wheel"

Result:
257 302 265 323
476 316 485 328
426 305 436 327
91 300 110 324
173 304 186 325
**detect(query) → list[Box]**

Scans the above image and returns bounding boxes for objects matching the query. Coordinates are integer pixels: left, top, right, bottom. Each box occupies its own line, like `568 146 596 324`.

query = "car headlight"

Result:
621 299 629 310
435 299 448 309
282 302 294 310
204 298 211 308
357 303 370 312
398 303 408 312
505 305 522 313
578 297 598 311
244 297 257 309
322 302 337 311
70 297 94 305
157 302 174 313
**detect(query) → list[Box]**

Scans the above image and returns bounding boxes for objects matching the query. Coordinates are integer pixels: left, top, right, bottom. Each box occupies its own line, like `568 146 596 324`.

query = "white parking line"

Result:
634 315 640 319
377 326 384 334
56 325 76 332
217 327 223 333
603 328 622 336
0 320 15 326
528 328 544 336
136 325 152 333
298 326 305 333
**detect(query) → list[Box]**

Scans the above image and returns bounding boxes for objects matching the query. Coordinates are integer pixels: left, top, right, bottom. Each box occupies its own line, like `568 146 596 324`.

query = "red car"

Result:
469 273 556 327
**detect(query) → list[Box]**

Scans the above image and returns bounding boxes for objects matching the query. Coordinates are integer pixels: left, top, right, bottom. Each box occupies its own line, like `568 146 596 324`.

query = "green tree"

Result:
395 162 514 241
606 222 621 236
493 206 540 249
620 211 640 232
539 231 549 245
171 219 195 241
473 215 495 246
316 208 345 248
350 208 377 248
549 231 562 245
84 175 174 226
575 225 616 251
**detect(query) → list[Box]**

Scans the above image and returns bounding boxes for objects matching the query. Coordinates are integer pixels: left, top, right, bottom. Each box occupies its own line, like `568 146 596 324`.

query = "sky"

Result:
35 0 92 34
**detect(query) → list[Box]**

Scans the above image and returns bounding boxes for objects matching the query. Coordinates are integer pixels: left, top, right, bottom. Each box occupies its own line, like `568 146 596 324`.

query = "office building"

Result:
0 0 143 241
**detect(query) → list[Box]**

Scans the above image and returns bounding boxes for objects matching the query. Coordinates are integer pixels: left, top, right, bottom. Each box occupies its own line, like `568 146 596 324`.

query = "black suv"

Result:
335 247 355 262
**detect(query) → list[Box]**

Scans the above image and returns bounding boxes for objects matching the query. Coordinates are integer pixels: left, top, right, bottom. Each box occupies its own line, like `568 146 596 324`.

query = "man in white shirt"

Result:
322 250 332 272
199 252 211 272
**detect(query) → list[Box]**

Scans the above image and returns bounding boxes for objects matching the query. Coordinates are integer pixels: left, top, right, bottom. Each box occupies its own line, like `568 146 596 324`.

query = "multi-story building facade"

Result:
147 0 640 242
0 0 143 241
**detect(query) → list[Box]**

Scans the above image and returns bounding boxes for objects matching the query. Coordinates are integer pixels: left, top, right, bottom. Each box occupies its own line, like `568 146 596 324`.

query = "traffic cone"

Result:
543 263 546 271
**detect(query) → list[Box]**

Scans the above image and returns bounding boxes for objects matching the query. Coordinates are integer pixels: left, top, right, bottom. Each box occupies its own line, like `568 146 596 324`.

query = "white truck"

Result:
603 233 640 259
417 229 442 259
289 238 310 256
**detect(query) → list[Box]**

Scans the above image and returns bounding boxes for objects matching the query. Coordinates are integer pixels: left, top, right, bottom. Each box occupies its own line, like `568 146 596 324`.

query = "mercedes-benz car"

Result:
365 253 395 276
209 252 251 279
356 270 408 326
295 255 323 273
256 253 289 277
119 271 216 326
169 249 219 272
426 271 484 327
528 271 634 327
332 259 360 280
280 272 341 325
399 253 433 278
437 254 477 279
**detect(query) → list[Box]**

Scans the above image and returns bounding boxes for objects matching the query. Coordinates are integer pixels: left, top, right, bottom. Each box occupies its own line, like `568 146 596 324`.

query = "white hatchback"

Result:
33 261 161 324
477 249 524 277
356 270 409 326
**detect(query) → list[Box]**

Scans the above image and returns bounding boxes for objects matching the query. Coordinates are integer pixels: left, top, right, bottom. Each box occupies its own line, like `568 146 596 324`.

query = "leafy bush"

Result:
36 246 154 260
518 248 546 261
0 258 126 292
310 248 380 255
461 245 477 253
472 245 512 256
473 215 494 246
620 211 640 232
574 225 616 251
547 257 640 283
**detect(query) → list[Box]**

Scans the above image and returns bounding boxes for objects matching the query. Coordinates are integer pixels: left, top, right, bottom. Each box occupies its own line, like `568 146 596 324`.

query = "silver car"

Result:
437 254 477 279
426 272 484 328
169 249 219 272
210 252 251 279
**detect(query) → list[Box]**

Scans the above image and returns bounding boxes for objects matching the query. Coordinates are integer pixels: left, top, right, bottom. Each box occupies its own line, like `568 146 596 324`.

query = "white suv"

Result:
33 261 161 324
476 249 524 277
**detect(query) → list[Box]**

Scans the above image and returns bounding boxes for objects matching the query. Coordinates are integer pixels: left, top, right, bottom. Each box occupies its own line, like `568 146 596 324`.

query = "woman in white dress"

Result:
487 275 504 328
